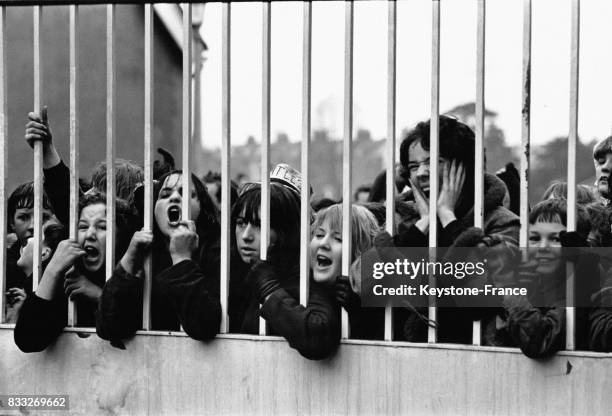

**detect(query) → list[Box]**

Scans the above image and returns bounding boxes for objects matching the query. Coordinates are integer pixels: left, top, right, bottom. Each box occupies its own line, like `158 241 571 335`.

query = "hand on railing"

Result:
64 270 102 302
169 220 198 265
245 260 280 304
25 106 62 169
119 228 153 275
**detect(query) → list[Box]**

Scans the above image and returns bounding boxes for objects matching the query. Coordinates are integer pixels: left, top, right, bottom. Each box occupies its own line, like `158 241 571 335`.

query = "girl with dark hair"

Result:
97 170 221 344
230 181 340 360
14 193 135 352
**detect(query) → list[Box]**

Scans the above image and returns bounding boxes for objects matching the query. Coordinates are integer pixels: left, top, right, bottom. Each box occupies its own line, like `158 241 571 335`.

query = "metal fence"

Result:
0 0 587 353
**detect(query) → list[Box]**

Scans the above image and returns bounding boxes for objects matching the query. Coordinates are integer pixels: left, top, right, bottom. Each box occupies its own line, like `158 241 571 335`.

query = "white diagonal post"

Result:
341 0 354 340
32 5 43 292
566 0 580 351
0 6 6 324
519 0 531 254
219 2 231 334
473 0 486 346
142 3 154 330
384 0 397 342
105 4 116 281
68 5 79 326
428 0 440 344
300 1 312 307
259 1 271 336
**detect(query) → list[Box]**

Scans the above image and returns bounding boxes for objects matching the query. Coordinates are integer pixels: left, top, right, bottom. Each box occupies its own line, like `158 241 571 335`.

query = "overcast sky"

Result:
198 0 612 149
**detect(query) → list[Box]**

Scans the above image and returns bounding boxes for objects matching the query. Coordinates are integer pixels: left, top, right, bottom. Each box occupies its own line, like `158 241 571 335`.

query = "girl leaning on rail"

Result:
310 203 425 341
14 192 136 352
228 164 340 360
502 199 599 357
96 170 222 345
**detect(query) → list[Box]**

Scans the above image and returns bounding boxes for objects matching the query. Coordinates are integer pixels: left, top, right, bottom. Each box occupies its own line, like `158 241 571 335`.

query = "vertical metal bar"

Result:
32 5 43 292
219 2 231 334
472 0 486 346
300 1 312 307
0 6 6 323
179 3 192 334
142 3 154 331
519 0 531 252
68 5 79 326
384 0 396 342
105 4 116 281
428 0 440 344
341 0 354 340
259 1 271 336
182 3 192 224
566 0 580 351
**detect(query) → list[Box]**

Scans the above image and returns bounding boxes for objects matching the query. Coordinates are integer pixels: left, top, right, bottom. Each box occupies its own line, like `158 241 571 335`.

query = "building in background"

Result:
5 4 189 191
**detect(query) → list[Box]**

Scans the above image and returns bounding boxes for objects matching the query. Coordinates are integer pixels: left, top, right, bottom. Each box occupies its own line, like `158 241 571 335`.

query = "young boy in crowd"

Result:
4 182 55 321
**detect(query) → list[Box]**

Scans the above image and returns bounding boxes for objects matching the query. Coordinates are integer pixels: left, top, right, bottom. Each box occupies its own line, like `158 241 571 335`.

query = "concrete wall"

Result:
2 328 612 415
4 4 182 193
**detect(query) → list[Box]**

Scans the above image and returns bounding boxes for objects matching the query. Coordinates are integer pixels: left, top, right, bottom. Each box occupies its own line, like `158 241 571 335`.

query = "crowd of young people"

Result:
5 109 612 360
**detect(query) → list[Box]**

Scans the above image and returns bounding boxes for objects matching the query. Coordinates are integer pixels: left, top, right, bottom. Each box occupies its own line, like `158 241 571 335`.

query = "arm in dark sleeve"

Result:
43 160 73 226
443 220 468 243
260 284 340 360
155 259 221 341
394 224 428 247
96 264 143 342
505 296 564 358
14 294 66 352
588 287 612 352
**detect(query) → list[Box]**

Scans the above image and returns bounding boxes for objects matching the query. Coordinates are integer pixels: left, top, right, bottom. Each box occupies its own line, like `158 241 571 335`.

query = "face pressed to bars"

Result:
234 210 278 264
406 141 448 198
77 203 107 273
594 153 612 199
310 219 342 285
155 173 201 238
529 221 565 275
12 207 54 247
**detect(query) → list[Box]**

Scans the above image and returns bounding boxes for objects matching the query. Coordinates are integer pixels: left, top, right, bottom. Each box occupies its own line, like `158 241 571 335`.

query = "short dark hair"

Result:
7 181 53 227
399 115 476 217
354 185 371 201
312 197 337 212
231 183 301 257
399 115 475 172
529 198 591 238
593 136 612 160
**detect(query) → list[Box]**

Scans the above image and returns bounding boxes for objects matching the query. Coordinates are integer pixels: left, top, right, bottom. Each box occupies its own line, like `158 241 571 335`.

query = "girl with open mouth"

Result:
310 204 392 341
14 192 135 352
228 171 341 360
97 170 222 344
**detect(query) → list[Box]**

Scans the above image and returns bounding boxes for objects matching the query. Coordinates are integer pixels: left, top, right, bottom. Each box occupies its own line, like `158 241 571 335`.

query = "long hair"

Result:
153 170 220 248
312 204 380 263
231 183 301 262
